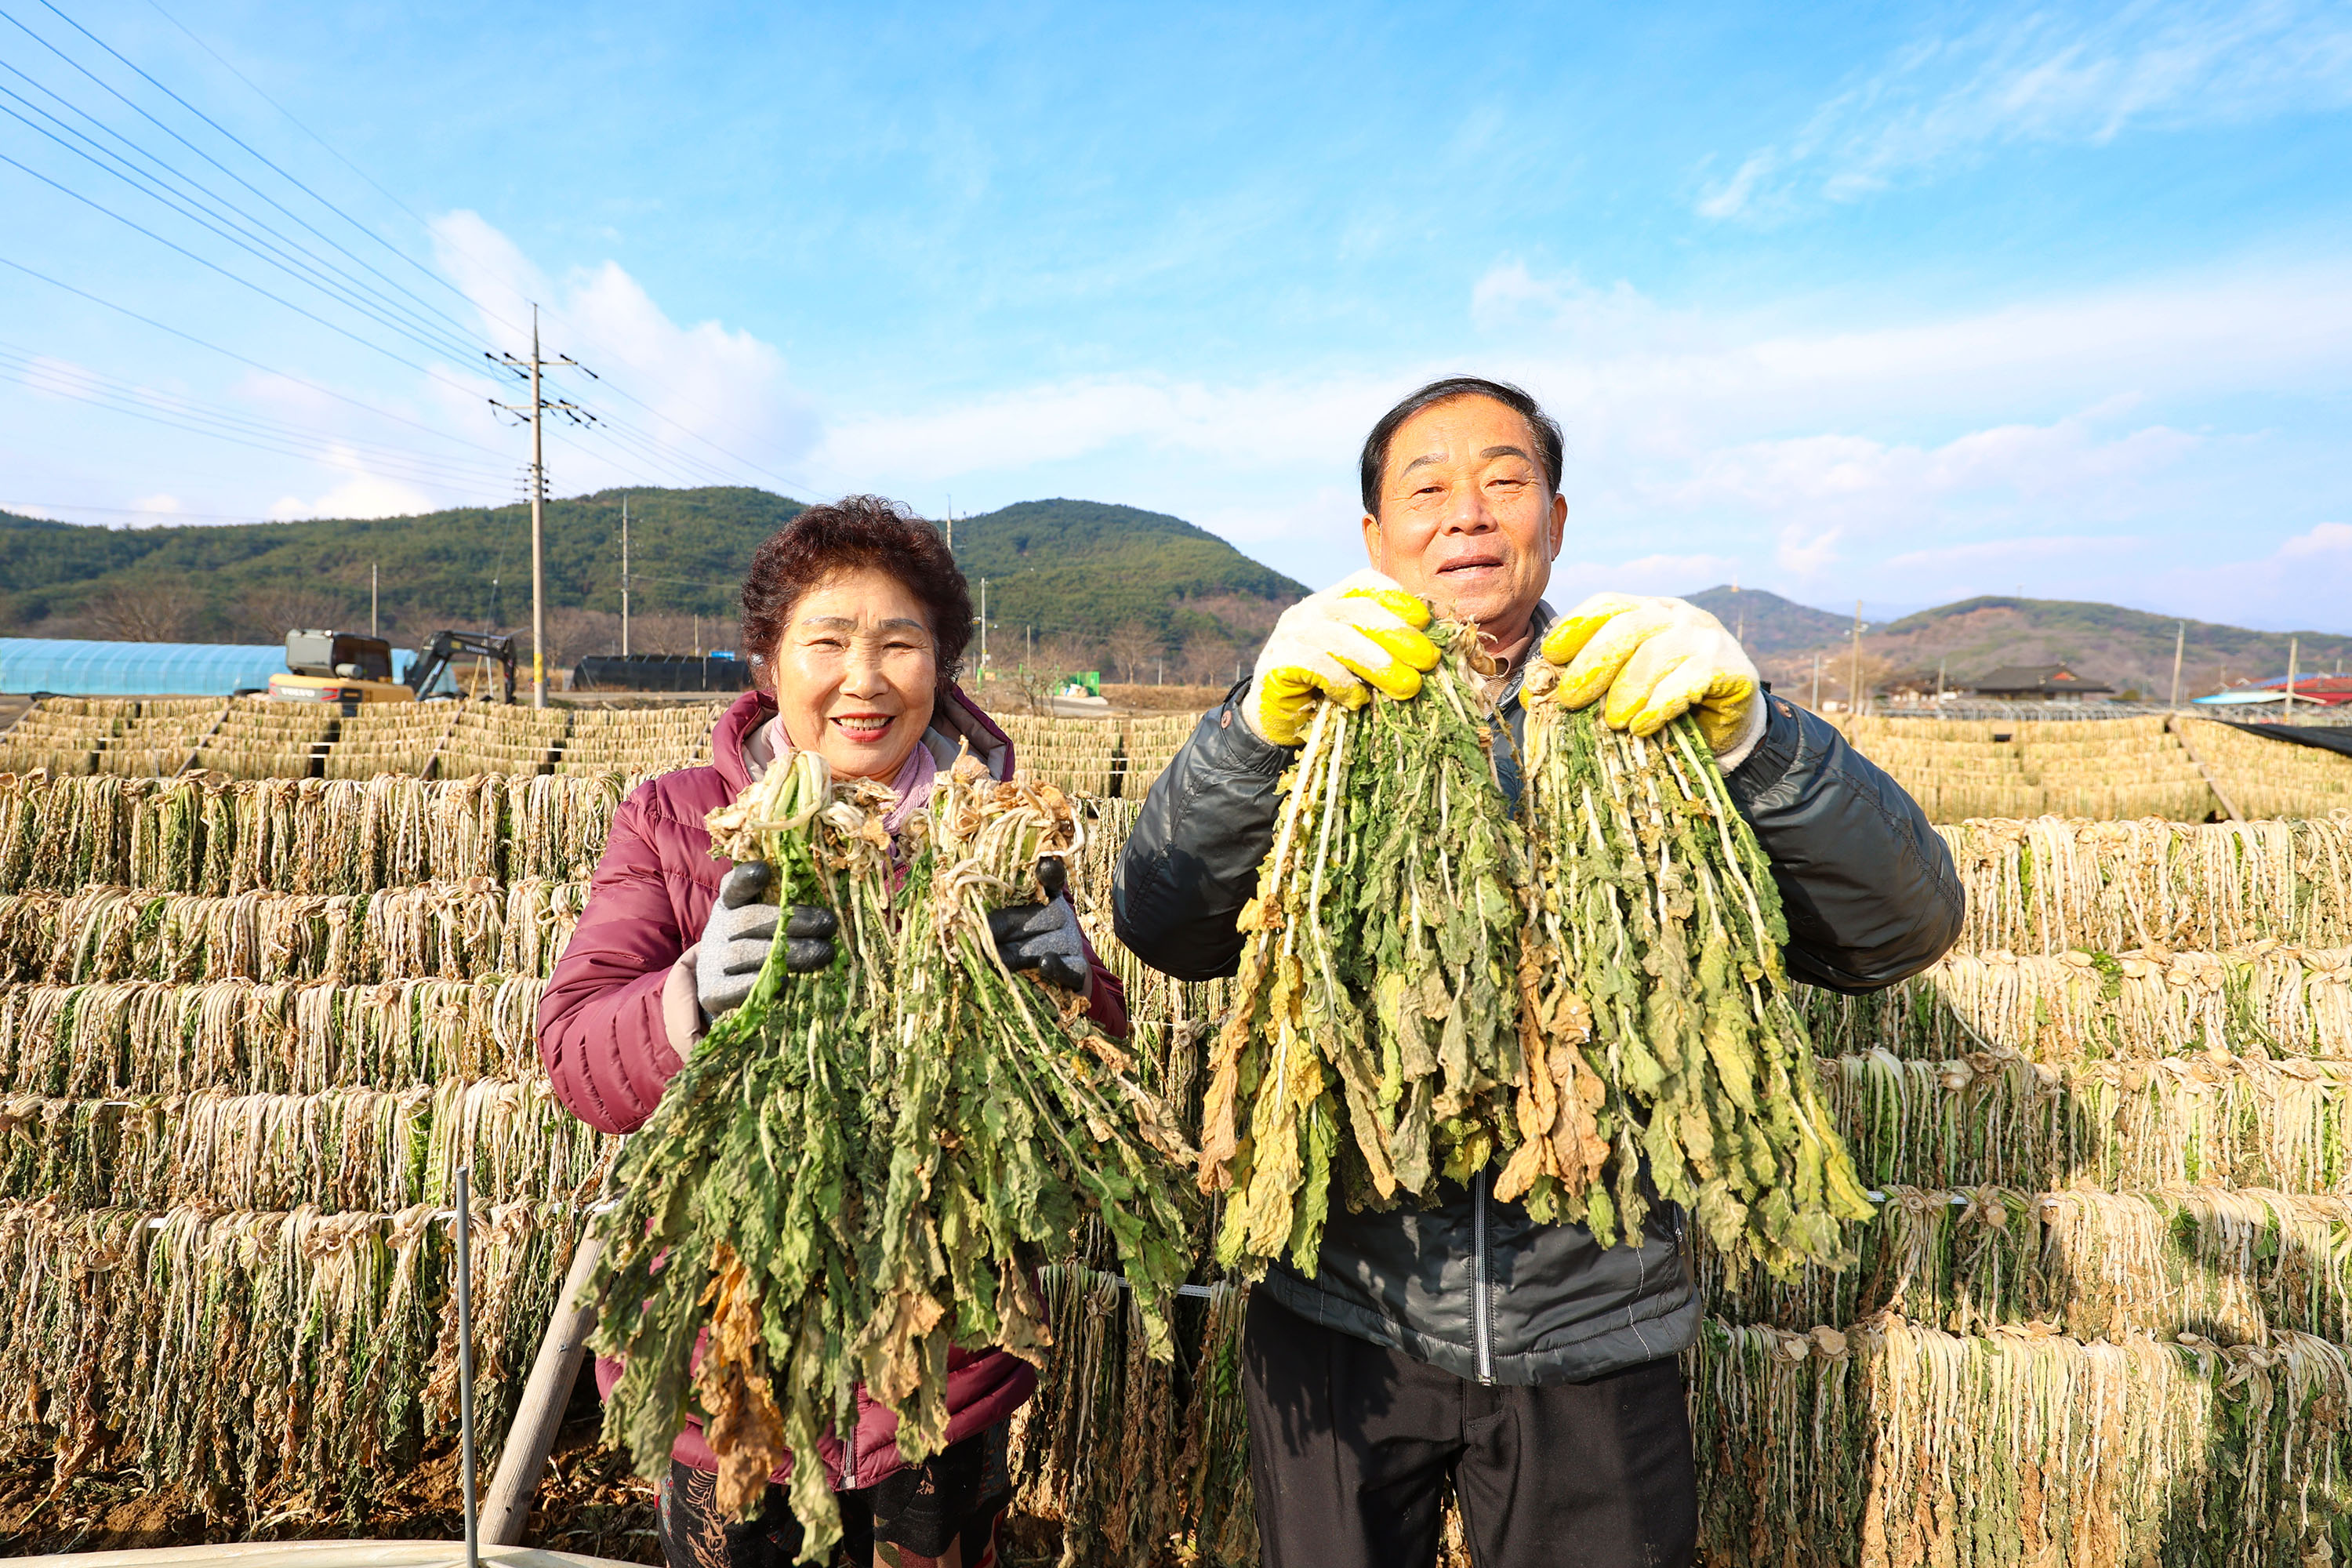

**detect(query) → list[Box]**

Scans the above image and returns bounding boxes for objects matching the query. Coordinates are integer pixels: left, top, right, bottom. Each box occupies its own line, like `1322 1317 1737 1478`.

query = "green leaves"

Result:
586 753 1192 1560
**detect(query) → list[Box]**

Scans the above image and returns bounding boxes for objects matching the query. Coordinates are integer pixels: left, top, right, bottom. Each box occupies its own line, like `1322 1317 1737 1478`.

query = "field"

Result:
4 696 2352 1562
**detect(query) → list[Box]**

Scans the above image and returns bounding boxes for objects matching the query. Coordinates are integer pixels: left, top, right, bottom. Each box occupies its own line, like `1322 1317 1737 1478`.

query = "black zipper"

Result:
1472 1170 1495 1385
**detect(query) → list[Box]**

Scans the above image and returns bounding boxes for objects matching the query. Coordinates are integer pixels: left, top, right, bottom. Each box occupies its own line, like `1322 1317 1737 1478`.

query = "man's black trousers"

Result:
1242 1292 1697 1568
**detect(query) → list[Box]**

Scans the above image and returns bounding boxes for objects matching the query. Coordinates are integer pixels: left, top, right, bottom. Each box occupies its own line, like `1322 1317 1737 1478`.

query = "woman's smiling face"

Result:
768 566 938 782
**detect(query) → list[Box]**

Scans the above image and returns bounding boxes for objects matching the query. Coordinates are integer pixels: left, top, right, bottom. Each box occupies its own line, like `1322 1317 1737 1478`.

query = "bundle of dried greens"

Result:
586 750 898 1555
1200 621 1529 1276
862 757 1192 1461
1516 663 1871 1275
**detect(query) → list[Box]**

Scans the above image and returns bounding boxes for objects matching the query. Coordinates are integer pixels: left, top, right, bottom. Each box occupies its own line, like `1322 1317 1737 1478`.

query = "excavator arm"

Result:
405 631 518 703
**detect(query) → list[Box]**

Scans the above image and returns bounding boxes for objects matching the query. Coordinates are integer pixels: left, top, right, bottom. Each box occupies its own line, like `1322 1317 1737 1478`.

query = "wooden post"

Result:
481 1230 607 1547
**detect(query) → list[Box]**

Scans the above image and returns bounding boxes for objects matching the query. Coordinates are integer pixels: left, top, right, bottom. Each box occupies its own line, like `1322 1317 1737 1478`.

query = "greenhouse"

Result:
0 637 408 696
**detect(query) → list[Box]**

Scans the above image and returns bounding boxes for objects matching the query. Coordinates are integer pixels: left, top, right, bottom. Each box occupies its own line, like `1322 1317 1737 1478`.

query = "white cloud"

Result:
2140 520 2352 629
1701 2 2352 220
429 210 821 497
1548 551 1742 604
131 493 183 517
270 470 437 521
1660 412 2200 535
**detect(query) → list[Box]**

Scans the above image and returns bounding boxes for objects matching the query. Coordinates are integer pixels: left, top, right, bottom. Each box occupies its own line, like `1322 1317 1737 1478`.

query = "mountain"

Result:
1748 594 2352 703
0 488 799 640
0 488 1304 677
1685 586 1854 656
947 498 1305 648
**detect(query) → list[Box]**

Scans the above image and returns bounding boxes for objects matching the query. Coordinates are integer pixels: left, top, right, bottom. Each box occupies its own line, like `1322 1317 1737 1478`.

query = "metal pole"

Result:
529 307 547 710
456 1166 480 1568
371 563 379 637
2288 636 2299 714
620 498 630 659
2171 622 2185 709
1849 600 1864 717
978 578 988 684
1811 653 1821 712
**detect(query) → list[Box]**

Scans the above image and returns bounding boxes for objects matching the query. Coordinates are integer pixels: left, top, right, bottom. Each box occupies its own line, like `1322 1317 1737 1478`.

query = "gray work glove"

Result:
695 862 838 1018
987 855 1091 994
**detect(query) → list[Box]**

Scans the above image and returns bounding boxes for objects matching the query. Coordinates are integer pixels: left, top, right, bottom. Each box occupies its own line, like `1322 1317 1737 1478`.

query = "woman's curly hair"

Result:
739 495 973 684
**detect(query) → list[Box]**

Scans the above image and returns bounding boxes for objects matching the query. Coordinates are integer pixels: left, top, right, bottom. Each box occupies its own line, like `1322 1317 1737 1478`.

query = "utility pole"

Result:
946 497 954 553
2170 622 2185 709
619 498 630 658
1811 653 1822 712
2287 636 2300 714
1849 600 1865 717
371 563 379 637
488 305 599 709
1936 658 1946 704
978 578 989 684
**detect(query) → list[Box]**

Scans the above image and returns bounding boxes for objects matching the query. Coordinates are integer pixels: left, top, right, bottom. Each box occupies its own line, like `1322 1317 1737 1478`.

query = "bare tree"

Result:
234 584 351 644
1179 634 1239 687
1104 620 1162 684
84 583 197 642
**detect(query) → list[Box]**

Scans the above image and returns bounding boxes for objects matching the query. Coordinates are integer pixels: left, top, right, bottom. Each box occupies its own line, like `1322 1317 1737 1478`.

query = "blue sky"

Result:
2 0 2348 630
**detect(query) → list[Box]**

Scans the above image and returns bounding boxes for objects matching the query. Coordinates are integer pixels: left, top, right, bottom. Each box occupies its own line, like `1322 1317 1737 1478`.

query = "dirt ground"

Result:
0 1406 1076 1566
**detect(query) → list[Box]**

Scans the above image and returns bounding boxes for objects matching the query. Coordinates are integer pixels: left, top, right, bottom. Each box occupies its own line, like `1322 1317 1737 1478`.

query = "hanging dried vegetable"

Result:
862 759 1192 1465
1200 621 1528 1276
1518 663 1871 1274
586 750 897 1555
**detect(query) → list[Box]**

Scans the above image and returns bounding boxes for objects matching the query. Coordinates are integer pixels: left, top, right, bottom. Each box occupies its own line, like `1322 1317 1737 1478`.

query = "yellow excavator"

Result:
267 629 517 707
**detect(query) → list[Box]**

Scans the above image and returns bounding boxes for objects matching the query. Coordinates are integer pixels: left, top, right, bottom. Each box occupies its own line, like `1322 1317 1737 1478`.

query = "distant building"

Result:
1967 663 2115 702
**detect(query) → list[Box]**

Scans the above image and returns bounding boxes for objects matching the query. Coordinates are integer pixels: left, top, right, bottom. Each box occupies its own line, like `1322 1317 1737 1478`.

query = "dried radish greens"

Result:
1518 657 1871 1275
1200 621 1526 1274
587 750 1193 1559
1200 617 1869 1283
862 757 1193 1464
588 751 897 1551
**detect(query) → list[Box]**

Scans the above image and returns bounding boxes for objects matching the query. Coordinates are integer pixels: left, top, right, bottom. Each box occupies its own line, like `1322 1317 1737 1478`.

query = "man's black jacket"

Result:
1113 670 1963 1385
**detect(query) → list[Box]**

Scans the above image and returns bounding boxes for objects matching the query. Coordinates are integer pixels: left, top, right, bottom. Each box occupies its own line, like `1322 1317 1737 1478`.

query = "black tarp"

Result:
573 653 750 692
2221 721 2352 759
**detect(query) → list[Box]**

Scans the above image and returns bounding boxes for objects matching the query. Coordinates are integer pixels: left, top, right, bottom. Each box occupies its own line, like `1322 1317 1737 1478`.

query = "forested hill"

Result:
946 498 1305 653
0 490 1305 670
1750 593 2350 703
1684 586 1852 656
0 488 800 644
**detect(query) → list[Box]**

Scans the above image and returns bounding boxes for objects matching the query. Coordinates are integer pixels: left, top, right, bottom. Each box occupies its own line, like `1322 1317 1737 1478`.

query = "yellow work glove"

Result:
1243 568 1443 746
1538 593 1766 763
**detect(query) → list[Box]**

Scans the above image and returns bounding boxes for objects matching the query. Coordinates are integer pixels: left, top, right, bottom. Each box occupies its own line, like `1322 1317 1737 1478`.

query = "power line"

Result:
138 0 523 336
0 84 488 369
0 251 510 460
0 147 451 380
0 49 487 360
18 0 502 352
0 342 512 485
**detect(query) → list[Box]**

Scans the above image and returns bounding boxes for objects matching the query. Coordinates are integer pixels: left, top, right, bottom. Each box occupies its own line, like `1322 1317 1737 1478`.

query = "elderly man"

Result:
1115 376 1962 1568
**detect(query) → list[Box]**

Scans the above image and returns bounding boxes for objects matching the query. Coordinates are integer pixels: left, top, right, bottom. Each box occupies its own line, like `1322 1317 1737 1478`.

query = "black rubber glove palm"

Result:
988 855 1091 993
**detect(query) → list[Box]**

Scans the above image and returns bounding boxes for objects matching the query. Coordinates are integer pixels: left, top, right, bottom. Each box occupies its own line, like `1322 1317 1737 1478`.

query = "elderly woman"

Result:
541 495 1127 1568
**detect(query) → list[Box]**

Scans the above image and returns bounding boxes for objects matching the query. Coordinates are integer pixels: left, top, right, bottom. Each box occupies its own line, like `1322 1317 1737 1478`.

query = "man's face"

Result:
1362 395 1566 648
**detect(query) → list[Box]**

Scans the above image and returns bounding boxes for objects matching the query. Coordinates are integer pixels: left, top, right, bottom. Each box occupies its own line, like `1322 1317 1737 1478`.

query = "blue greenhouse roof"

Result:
0 637 416 696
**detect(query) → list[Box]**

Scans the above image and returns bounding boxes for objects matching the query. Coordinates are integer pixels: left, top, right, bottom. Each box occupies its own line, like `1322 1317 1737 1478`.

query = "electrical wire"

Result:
8 2 495 361
0 342 513 485
0 251 511 460
138 0 528 339
0 85 489 369
0 147 452 380
0 55 487 361
2 352 506 487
